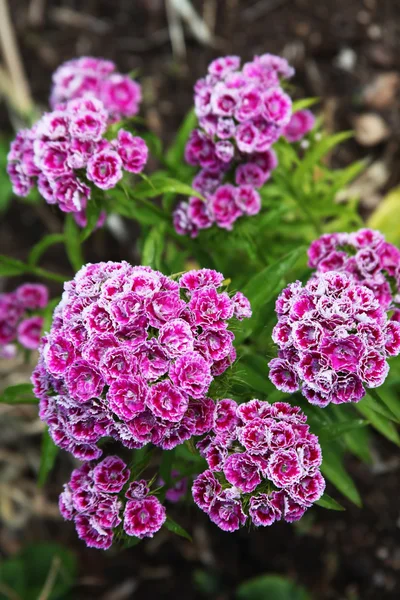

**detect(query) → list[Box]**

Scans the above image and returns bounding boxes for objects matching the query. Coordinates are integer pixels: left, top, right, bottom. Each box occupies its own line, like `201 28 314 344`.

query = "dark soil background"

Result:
1 1 400 599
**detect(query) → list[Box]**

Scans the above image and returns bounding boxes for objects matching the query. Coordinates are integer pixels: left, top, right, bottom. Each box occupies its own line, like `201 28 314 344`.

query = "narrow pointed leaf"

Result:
315 493 345 511
164 516 192 541
320 444 362 507
0 383 37 404
38 428 59 486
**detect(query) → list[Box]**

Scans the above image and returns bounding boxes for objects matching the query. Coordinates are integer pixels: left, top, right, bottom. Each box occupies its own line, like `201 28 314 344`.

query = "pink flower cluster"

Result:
308 228 400 311
192 399 325 532
8 99 148 222
50 56 142 120
0 283 48 358
283 109 315 143
269 271 400 407
173 54 295 236
59 455 166 549
32 263 251 460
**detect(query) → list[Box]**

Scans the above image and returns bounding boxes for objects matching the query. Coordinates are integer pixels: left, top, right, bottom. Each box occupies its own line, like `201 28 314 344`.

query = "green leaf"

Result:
113 186 166 225
236 575 310 600
235 247 305 343
80 198 101 242
315 493 345 511
360 392 399 423
293 131 353 188
0 254 26 276
164 516 192 542
356 402 400 446
65 214 84 271
320 444 362 507
0 542 76 600
38 428 59 487
317 419 367 442
28 234 65 267
160 449 175 489
291 97 319 112
0 383 37 404
141 131 164 162
166 108 197 170
122 535 142 548
141 223 166 270
133 173 204 201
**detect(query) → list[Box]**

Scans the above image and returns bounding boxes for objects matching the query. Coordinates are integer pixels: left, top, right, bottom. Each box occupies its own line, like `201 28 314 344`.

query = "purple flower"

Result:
262 88 292 126
17 316 43 350
224 453 261 492
125 479 150 500
210 184 242 230
15 284 48 310
66 360 104 402
124 496 166 539
208 491 247 532
115 129 148 173
107 376 147 420
267 448 303 487
283 109 315 142
147 380 189 422
158 318 194 358
86 149 123 190
169 351 213 399
189 285 233 329
249 492 283 526
92 456 129 493
235 185 261 216
192 470 222 512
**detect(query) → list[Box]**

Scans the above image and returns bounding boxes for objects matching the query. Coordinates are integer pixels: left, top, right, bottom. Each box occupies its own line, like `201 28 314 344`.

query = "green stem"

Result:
29 266 67 283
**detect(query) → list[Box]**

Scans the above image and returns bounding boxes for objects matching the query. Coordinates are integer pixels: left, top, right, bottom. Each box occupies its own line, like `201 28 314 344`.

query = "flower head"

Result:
33 263 250 459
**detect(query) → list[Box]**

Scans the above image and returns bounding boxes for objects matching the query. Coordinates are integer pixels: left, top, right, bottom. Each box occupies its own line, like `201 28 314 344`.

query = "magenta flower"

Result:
208 491 247 532
269 270 397 406
283 109 315 142
192 470 222 511
249 492 283 527
86 149 123 190
9 66 147 225
173 53 296 236
147 380 189 422
193 398 325 532
34 263 249 459
170 352 213 399
107 376 147 420
93 456 129 493
50 56 142 119
123 496 166 539
224 453 261 493
15 284 48 310
17 316 43 350
115 129 148 174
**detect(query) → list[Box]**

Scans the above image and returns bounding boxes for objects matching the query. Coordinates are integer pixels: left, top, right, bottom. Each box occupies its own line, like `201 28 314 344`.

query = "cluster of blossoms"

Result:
173 54 315 236
50 56 142 120
59 455 166 549
8 97 148 223
32 263 251 460
192 399 325 532
268 270 400 407
308 228 400 313
0 283 48 359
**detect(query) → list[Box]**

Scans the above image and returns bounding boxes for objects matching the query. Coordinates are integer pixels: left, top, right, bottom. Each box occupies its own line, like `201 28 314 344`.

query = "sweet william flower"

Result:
33 263 250 459
123 496 166 539
269 270 397 406
193 398 325 531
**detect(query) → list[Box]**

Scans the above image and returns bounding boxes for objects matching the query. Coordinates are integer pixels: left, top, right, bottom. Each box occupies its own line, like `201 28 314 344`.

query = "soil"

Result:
1 1 400 599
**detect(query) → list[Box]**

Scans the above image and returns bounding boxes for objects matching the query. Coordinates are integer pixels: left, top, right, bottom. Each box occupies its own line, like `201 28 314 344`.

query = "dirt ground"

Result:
1 1 400 598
